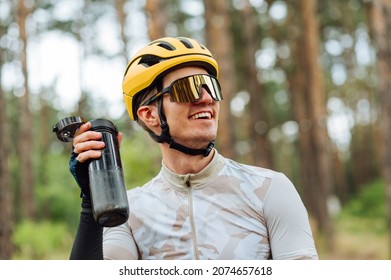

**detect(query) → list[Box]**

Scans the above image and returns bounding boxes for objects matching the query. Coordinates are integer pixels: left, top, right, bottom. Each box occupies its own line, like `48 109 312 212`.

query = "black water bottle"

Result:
53 116 129 227
88 118 129 227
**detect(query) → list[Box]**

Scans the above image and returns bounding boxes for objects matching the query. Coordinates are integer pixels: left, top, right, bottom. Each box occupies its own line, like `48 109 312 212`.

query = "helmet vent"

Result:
157 41 176 51
178 37 194 49
139 55 161 67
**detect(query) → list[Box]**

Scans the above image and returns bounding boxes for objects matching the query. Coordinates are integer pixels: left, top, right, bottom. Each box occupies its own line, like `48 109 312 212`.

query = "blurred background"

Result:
1 0 390 260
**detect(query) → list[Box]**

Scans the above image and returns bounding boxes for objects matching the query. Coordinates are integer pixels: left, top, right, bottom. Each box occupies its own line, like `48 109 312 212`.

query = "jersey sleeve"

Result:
263 172 318 260
102 216 139 260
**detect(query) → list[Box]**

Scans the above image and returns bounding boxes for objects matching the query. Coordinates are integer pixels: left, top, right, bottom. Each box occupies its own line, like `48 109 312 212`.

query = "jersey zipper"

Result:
185 176 199 260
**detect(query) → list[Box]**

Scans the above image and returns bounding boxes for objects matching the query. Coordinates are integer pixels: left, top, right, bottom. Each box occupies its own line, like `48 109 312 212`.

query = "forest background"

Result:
1 0 391 260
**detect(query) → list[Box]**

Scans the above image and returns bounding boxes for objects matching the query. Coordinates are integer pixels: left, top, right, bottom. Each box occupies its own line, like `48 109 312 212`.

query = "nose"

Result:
194 85 213 104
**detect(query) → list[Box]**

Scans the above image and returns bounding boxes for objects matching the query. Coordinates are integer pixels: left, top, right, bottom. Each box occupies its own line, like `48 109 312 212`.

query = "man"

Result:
69 37 318 260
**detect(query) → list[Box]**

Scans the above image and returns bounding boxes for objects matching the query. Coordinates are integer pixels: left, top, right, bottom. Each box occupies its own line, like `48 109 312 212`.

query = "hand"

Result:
73 122 106 162
73 122 123 158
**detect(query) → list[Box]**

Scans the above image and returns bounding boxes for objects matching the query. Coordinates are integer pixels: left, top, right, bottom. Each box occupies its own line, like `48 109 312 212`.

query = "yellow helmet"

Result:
122 37 219 120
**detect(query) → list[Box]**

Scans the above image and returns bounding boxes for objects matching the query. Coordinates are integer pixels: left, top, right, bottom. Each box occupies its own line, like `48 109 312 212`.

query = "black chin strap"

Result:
152 98 214 157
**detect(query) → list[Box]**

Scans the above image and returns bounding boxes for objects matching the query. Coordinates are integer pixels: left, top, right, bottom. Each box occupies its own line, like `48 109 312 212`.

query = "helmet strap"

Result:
153 98 214 157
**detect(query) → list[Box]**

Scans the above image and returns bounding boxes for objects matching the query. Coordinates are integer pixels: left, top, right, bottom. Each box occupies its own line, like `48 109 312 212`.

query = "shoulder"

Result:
217 155 294 202
126 173 163 196
219 154 277 178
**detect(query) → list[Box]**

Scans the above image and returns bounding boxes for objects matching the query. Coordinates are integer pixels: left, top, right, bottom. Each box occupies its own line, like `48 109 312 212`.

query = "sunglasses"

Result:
142 74 223 106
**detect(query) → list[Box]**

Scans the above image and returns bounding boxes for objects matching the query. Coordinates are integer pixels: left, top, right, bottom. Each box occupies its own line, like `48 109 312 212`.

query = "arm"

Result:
263 173 318 260
102 212 140 260
69 197 103 260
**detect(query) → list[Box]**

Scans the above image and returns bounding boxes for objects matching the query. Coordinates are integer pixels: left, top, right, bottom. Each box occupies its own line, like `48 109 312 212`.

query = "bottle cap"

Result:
90 118 118 135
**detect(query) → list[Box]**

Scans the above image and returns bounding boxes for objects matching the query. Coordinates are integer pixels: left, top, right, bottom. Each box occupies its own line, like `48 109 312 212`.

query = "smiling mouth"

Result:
190 112 212 120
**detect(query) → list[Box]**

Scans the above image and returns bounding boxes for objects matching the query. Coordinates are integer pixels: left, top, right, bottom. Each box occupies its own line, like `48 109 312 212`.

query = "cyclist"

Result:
69 36 318 260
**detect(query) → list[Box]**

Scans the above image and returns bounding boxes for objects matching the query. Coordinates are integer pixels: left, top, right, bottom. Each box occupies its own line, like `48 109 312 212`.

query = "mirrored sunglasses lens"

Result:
171 76 200 102
170 75 223 102
201 76 222 101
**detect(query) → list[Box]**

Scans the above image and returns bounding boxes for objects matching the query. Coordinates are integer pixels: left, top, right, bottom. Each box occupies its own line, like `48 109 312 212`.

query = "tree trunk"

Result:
145 0 168 40
289 0 334 248
38 99 50 186
203 0 236 159
0 48 13 259
17 0 35 219
368 0 391 259
114 0 131 60
74 1 88 117
241 1 274 169
350 124 379 189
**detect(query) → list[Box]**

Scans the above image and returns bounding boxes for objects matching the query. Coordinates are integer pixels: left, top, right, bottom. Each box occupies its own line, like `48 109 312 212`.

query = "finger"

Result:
73 130 102 148
76 149 103 163
73 140 105 155
74 130 102 143
73 122 93 147
75 121 91 137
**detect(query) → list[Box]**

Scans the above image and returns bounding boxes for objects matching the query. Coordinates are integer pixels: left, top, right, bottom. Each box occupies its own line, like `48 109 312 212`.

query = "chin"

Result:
193 135 216 145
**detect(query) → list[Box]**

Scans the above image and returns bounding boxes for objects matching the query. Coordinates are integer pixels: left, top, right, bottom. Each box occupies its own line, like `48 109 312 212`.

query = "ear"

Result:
137 105 160 128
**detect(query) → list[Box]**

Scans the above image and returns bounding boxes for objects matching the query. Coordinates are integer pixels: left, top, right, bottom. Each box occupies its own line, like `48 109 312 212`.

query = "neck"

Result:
160 144 215 174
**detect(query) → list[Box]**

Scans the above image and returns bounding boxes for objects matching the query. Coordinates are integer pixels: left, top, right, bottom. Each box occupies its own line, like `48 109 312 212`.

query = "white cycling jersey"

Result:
103 149 318 260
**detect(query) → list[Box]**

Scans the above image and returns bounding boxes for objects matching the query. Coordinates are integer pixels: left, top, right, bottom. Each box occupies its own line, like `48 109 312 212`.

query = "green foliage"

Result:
342 179 386 219
337 179 387 234
12 220 73 260
120 130 162 189
35 150 81 229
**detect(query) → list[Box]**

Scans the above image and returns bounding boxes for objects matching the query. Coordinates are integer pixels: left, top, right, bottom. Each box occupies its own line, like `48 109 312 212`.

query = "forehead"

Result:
163 66 209 86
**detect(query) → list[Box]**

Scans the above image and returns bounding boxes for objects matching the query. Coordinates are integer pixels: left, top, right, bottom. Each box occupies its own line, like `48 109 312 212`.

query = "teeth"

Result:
190 112 212 119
